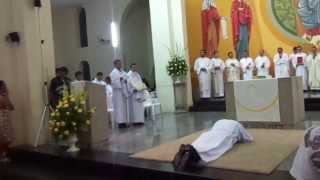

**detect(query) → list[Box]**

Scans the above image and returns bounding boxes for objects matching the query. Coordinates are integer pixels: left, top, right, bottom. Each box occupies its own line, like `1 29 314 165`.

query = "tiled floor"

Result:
96 111 320 154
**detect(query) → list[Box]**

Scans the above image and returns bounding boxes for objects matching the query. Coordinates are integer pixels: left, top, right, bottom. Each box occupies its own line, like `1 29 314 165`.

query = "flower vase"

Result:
67 134 80 153
172 76 187 112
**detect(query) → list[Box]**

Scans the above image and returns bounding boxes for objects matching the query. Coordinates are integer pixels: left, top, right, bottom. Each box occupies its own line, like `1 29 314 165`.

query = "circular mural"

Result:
270 0 320 46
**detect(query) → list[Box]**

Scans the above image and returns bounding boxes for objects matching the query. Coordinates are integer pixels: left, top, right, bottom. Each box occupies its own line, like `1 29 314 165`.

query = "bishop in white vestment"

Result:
194 50 212 98
210 51 225 97
274 47 290 78
127 64 146 125
192 119 253 163
292 47 308 90
225 52 240 82
255 50 271 78
109 60 128 127
240 52 255 80
308 46 320 90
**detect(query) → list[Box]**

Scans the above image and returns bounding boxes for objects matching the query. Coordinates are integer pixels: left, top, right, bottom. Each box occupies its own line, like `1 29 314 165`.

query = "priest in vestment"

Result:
225 51 240 82
240 50 255 80
127 63 146 125
202 0 221 57
255 49 271 78
173 120 253 170
110 60 128 128
292 46 308 90
308 46 320 90
194 49 212 98
210 51 225 97
231 0 252 59
290 127 320 180
274 47 290 78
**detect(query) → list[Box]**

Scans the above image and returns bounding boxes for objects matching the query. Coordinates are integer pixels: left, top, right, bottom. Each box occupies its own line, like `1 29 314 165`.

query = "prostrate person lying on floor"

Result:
290 127 320 180
173 119 253 171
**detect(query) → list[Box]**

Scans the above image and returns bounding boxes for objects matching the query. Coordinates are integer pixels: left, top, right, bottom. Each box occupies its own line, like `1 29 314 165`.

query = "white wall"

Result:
0 0 56 145
121 0 155 88
52 0 132 79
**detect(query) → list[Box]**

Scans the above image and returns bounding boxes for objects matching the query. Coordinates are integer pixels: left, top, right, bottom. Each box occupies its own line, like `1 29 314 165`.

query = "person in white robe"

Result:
74 71 83 82
127 63 146 125
274 47 290 78
192 119 253 163
292 46 308 90
92 72 107 86
255 49 271 78
290 127 320 180
308 46 320 90
225 51 240 82
109 60 128 128
105 76 113 112
194 49 212 98
210 51 225 97
240 51 255 80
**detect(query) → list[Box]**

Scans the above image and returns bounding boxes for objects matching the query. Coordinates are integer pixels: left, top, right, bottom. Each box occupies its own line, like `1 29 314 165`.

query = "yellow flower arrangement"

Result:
49 92 95 140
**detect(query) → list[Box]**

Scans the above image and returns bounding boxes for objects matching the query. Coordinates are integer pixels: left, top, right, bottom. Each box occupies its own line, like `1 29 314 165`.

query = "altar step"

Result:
190 98 226 112
190 97 320 112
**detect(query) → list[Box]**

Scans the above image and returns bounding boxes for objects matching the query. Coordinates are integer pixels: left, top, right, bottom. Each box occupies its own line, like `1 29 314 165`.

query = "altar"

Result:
226 77 305 126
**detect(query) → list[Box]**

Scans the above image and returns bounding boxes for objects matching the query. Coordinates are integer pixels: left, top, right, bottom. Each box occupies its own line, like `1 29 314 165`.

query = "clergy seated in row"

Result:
173 119 253 171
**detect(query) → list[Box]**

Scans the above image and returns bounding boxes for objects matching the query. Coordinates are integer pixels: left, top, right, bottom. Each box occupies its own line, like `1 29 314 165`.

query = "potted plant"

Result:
166 47 189 83
49 92 96 153
166 46 189 111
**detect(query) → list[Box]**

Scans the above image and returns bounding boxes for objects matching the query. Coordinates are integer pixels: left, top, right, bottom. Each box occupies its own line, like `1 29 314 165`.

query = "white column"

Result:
149 0 193 112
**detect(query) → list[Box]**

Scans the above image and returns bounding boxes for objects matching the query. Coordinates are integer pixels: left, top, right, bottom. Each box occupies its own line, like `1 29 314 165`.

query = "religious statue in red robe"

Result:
231 0 252 59
201 0 221 58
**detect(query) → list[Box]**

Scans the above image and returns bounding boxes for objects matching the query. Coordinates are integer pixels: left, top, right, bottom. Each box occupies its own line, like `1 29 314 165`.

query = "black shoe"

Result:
173 144 203 171
118 123 127 129
133 123 144 126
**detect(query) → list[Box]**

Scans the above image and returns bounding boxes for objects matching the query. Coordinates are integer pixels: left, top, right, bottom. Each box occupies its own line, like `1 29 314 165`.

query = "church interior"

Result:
1 0 320 180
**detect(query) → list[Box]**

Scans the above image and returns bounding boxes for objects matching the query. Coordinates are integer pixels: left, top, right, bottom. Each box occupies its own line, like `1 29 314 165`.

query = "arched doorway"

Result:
120 0 155 90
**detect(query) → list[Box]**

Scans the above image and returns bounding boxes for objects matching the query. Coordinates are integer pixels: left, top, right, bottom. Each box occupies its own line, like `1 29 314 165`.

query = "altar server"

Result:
240 50 255 80
105 76 113 111
127 63 146 125
255 49 271 78
292 46 308 90
225 51 240 82
290 127 320 180
173 119 253 170
274 47 290 78
110 60 128 128
92 72 107 86
194 49 212 98
308 46 320 90
210 51 225 97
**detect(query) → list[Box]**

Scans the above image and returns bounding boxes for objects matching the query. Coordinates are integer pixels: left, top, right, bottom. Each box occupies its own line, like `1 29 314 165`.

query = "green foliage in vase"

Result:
166 46 189 79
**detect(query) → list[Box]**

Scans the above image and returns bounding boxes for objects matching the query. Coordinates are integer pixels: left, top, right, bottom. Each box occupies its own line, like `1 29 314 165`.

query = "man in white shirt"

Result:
210 51 225 97
74 71 83 82
92 72 107 86
255 49 271 78
308 46 320 90
127 63 146 125
225 51 240 82
292 46 308 90
105 76 113 112
109 60 128 128
173 119 253 171
290 127 320 180
240 50 255 80
194 49 212 98
274 47 290 78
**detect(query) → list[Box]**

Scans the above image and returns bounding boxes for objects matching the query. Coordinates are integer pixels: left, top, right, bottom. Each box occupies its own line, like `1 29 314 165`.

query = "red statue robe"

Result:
202 6 221 58
231 0 252 49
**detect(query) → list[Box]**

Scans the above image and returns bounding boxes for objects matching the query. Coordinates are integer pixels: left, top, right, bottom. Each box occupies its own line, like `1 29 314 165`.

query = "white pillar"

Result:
149 0 193 112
